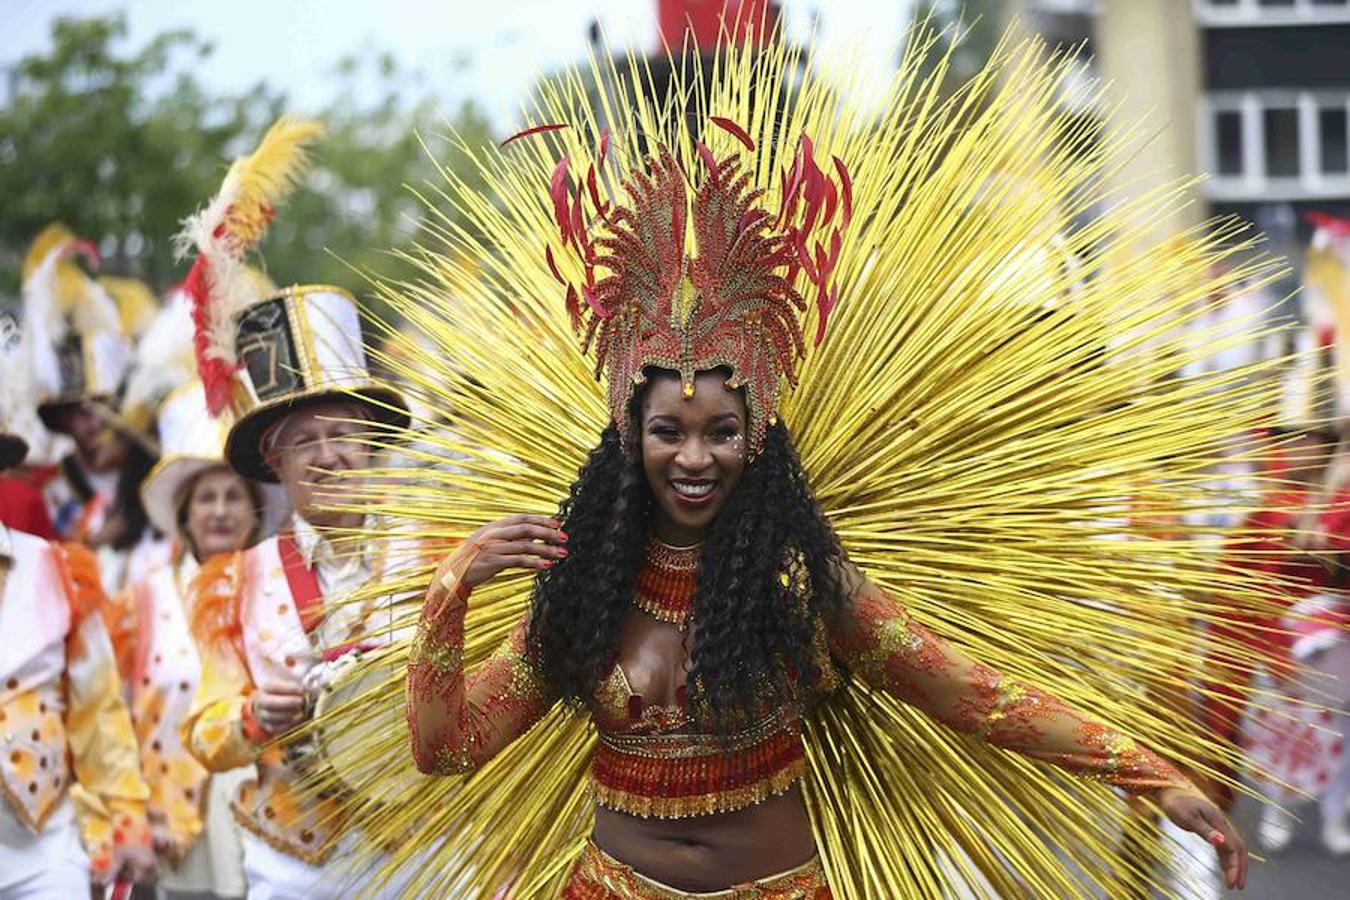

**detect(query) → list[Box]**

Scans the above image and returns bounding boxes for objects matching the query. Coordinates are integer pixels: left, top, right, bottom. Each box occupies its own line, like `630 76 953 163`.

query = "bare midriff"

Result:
592 786 817 892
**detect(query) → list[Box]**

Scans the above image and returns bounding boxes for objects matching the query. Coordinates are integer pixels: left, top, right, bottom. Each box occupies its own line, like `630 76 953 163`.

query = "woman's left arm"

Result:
829 576 1247 889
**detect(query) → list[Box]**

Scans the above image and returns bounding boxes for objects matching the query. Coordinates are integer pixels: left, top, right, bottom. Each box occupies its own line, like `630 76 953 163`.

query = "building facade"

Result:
1016 0 1350 253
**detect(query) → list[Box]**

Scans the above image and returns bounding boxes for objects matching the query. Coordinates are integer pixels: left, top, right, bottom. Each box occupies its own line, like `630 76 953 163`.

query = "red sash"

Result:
278 533 324 634
277 532 376 661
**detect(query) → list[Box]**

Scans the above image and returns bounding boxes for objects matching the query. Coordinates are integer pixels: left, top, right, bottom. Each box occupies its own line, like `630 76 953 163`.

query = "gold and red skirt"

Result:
562 840 831 899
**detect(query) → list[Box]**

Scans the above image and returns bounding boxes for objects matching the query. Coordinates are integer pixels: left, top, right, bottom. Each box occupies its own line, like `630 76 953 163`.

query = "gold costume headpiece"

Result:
520 122 851 452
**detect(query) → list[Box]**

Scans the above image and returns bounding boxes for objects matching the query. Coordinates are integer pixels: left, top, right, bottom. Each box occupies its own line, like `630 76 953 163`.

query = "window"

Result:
1203 91 1350 199
1263 107 1300 177
1321 106 1348 174
1195 0 1350 24
1216 110 1244 175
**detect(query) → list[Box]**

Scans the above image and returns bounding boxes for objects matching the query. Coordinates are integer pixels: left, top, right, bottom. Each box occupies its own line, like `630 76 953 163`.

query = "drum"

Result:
312 648 428 805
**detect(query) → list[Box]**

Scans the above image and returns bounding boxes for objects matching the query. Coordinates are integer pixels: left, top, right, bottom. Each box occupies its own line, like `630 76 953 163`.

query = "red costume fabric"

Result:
1203 485 1336 748
0 472 57 539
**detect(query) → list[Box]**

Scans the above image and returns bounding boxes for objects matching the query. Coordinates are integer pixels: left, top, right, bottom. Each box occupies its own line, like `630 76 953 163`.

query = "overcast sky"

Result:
3 1 913 130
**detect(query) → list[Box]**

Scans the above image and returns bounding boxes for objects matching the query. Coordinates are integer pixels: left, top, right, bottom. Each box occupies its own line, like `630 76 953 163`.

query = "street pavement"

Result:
1230 796 1349 898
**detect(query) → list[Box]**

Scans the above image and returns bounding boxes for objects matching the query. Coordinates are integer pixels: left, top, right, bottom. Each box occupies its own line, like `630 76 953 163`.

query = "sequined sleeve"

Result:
407 542 555 775
59 545 152 877
829 581 1192 795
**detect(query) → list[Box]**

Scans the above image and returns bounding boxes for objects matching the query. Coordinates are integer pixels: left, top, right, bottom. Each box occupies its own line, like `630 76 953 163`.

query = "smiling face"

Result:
182 465 260 560
261 400 373 530
640 369 748 546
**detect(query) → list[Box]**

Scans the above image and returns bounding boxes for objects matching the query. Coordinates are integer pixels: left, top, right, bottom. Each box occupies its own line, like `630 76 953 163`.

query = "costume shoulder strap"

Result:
60 455 94 502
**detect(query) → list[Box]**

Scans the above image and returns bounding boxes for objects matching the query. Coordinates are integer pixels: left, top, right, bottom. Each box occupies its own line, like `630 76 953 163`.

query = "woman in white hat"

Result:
102 380 286 899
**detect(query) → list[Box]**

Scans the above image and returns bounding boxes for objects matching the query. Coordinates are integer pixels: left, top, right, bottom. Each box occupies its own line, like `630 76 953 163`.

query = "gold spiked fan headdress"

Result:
300 28 1308 900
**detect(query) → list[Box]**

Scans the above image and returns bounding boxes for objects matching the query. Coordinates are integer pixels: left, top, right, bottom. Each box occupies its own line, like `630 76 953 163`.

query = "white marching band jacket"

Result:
0 523 150 883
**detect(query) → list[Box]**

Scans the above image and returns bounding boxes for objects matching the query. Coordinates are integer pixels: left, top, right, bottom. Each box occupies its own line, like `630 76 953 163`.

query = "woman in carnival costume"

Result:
309 28 1300 898
98 295 289 898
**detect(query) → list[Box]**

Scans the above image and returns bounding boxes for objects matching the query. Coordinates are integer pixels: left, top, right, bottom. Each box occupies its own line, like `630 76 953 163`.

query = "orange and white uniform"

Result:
0 522 150 895
105 552 250 897
182 518 409 899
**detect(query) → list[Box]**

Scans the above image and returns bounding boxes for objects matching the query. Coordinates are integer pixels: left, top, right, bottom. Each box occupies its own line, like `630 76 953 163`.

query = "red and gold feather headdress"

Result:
519 119 852 453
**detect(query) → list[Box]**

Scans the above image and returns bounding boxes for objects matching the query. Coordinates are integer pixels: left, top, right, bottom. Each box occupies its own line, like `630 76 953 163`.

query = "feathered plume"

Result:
97 275 160 339
0 316 25 435
113 292 201 447
20 226 120 402
175 117 323 414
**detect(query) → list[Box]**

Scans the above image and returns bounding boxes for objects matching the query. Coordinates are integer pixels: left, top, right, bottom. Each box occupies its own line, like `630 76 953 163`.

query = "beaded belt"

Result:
591 711 806 819
564 840 831 898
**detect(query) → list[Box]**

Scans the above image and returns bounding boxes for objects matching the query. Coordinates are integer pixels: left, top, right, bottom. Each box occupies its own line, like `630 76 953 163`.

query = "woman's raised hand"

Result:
461 514 568 590
1158 787 1248 889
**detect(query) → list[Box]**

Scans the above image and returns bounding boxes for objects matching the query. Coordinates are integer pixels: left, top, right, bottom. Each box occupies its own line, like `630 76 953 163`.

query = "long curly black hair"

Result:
526 376 849 729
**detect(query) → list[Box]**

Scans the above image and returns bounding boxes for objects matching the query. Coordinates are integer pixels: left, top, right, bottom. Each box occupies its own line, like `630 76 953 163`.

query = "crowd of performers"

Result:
0 218 402 896
3 44 1350 900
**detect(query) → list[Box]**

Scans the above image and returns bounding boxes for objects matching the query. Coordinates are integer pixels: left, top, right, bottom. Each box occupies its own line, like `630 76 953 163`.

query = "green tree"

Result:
905 1 1010 99
261 51 495 307
0 14 496 318
0 14 276 297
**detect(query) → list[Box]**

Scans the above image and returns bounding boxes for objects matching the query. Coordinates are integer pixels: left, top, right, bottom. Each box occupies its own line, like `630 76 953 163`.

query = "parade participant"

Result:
1201 348 1338 791
0 318 156 897
175 119 414 899
100 300 288 898
305 30 1298 898
406 199 1239 897
1259 213 1350 855
0 317 58 539
0 315 57 539
1290 488 1350 858
21 224 157 591
181 287 411 898
1235 429 1350 855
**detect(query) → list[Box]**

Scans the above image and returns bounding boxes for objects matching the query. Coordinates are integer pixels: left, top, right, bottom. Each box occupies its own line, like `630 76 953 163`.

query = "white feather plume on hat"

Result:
106 291 200 450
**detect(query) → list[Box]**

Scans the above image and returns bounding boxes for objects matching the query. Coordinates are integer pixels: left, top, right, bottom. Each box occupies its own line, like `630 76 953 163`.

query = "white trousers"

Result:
241 833 415 900
0 850 88 900
0 810 90 900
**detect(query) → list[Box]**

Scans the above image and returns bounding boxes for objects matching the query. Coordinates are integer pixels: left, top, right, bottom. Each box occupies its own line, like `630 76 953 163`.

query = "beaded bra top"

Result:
587 538 828 819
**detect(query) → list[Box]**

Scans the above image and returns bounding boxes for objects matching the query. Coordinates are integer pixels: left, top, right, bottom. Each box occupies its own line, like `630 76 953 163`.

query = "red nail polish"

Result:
558 548 569 558
542 560 554 568
559 531 568 541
